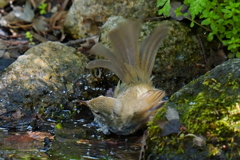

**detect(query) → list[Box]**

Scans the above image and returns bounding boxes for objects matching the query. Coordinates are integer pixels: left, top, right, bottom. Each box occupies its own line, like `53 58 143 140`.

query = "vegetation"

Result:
25 31 33 42
147 70 240 159
38 3 48 15
157 0 240 58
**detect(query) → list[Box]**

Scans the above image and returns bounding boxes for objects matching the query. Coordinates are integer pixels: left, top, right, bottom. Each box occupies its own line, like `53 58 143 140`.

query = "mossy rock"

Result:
146 58 240 160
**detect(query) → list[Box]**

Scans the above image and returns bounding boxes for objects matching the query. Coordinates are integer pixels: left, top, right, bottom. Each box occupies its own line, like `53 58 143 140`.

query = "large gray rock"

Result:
146 58 240 159
0 42 88 121
64 0 158 39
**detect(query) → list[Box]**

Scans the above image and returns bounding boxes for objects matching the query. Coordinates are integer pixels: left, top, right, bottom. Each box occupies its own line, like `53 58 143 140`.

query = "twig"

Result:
30 0 36 9
61 0 70 11
197 35 207 64
3 40 28 47
63 35 99 46
31 31 48 42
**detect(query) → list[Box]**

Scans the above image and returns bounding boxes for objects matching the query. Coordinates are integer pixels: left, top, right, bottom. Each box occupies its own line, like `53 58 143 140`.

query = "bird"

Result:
86 19 169 135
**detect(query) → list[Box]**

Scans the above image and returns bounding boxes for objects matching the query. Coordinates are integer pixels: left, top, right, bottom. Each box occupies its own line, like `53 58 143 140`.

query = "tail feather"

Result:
87 20 169 84
108 20 141 68
87 43 125 79
140 22 169 76
87 59 125 81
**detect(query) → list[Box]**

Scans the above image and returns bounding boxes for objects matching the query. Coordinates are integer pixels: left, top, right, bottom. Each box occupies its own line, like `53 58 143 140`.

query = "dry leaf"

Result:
161 119 182 136
13 1 34 22
28 131 54 141
156 119 168 129
78 35 99 55
185 134 206 147
32 16 50 33
193 135 206 147
165 106 179 121
139 130 148 160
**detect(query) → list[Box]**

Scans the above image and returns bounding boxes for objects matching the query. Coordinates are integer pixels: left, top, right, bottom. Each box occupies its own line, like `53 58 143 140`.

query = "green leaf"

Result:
227 52 235 59
207 32 214 41
222 8 231 13
201 9 210 18
175 6 183 17
228 43 237 50
232 27 238 34
182 0 240 55
183 13 189 17
222 20 234 26
56 123 63 129
236 52 240 58
201 18 211 25
236 9 240 14
225 31 233 38
217 26 225 34
210 23 217 33
222 40 228 46
157 0 170 16
184 0 207 18
233 16 239 22
224 12 233 19
236 2 240 7
229 1 234 8
157 0 168 7
216 18 224 24
212 14 220 19
190 21 195 27
210 0 218 5
38 3 47 14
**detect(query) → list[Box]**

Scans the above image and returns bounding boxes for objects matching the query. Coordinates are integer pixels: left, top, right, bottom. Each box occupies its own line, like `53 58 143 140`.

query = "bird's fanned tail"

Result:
87 20 169 85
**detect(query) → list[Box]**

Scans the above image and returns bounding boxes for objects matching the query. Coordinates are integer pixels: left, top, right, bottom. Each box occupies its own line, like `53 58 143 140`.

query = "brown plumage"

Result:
86 20 169 135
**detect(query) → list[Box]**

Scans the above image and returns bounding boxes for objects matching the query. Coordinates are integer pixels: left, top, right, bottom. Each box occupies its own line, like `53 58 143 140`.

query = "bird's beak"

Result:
73 100 89 106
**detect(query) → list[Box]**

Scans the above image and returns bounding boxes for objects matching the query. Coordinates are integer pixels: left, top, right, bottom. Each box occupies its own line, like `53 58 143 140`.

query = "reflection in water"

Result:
0 117 142 159
50 120 142 159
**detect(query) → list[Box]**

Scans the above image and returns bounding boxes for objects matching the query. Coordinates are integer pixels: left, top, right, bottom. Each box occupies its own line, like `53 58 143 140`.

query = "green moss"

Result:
180 76 240 137
147 71 240 159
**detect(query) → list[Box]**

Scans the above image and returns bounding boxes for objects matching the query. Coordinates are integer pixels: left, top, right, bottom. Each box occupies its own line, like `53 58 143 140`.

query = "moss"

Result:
147 60 240 160
179 76 240 137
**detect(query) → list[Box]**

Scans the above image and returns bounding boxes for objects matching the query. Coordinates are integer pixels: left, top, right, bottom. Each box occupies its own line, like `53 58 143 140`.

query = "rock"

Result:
152 20 206 95
0 58 15 72
64 0 158 39
0 0 8 8
0 41 88 122
146 58 240 159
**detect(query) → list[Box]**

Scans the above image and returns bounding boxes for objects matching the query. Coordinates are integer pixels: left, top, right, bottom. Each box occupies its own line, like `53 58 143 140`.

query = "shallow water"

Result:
0 116 142 159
